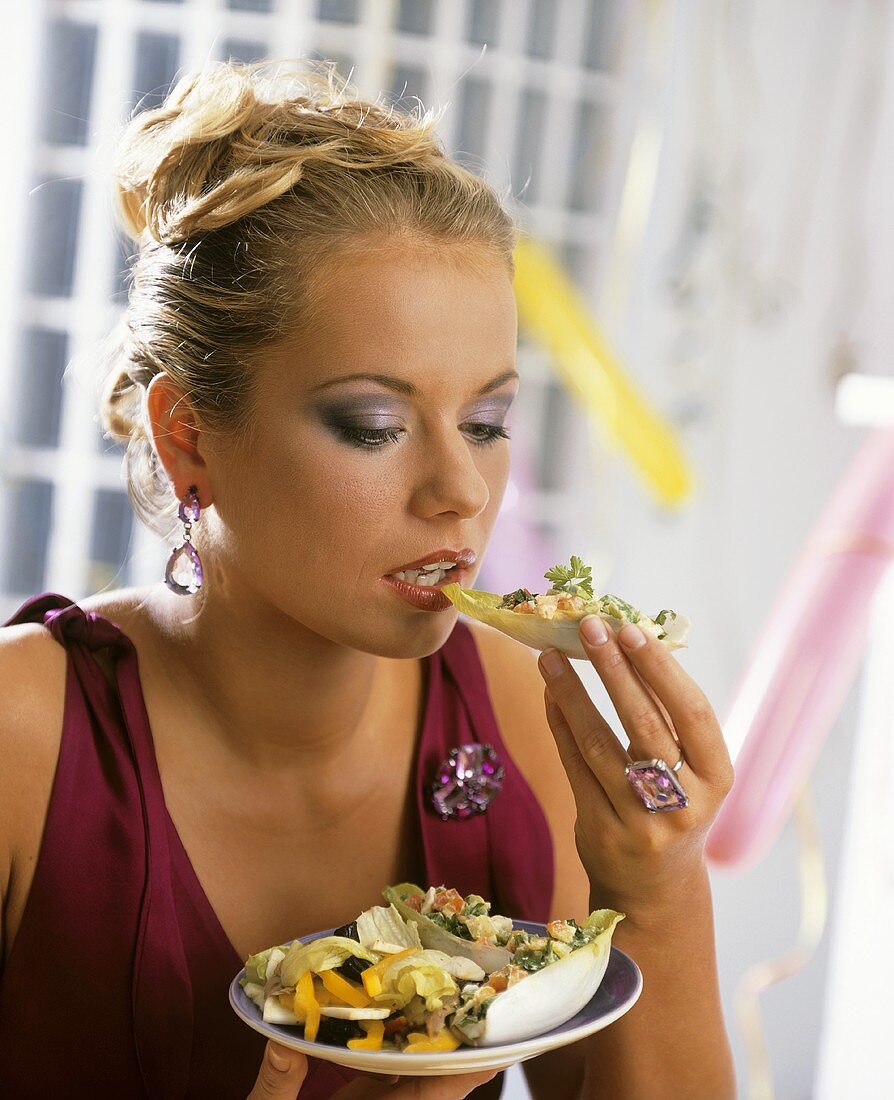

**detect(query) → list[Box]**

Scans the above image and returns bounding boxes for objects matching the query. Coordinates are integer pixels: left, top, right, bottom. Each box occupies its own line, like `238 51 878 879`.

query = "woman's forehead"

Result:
270 248 517 391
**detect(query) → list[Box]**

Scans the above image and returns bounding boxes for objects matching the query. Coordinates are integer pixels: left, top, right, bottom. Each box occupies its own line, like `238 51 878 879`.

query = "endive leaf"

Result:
450 909 625 1047
441 582 690 659
382 883 512 972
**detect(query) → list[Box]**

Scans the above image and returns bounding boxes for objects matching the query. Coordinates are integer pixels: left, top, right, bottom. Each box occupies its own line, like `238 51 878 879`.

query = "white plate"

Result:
228 920 643 1076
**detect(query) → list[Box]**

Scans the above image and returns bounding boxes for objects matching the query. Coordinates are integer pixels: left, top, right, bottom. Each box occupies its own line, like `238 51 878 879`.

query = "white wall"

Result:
585 1 890 1095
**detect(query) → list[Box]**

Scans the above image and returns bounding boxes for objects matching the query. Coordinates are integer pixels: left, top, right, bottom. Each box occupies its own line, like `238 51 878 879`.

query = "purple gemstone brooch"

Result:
430 742 505 821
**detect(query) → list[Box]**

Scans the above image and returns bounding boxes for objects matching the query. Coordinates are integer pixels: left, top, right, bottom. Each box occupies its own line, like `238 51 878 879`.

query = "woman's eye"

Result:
335 423 511 450
336 426 403 449
464 423 511 446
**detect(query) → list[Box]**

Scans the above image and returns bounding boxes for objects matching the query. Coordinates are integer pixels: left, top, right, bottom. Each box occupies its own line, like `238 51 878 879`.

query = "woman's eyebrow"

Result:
310 368 520 397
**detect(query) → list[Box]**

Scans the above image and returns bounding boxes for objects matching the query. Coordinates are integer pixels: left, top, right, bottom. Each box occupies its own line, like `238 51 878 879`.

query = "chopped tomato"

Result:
433 888 465 915
405 892 424 912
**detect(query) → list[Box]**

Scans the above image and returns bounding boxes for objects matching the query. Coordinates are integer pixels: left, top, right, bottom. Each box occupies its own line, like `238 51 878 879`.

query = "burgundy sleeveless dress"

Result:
0 593 555 1099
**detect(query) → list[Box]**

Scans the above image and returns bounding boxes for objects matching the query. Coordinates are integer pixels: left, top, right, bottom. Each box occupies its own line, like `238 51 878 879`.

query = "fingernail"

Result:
619 622 646 648
580 615 609 645
539 648 566 677
268 1044 290 1072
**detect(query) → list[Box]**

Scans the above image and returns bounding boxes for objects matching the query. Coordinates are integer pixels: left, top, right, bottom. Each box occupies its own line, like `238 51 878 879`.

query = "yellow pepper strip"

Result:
361 948 418 998
346 1019 385 1051
319 970 372 1008
404 1029 461 1053
293 971 320 1042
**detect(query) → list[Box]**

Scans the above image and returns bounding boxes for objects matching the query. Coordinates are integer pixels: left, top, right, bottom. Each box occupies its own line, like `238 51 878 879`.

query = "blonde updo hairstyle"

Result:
97 58 518 539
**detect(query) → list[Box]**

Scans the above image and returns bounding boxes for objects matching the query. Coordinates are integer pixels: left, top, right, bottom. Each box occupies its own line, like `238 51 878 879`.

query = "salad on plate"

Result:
238 883 625 1053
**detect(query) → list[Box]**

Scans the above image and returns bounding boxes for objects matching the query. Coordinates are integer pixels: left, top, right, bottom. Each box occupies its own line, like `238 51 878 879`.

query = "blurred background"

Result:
2 1 892 1097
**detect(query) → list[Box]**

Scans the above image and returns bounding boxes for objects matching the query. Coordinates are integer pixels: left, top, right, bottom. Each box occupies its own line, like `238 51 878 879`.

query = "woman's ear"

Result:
145 371 210 502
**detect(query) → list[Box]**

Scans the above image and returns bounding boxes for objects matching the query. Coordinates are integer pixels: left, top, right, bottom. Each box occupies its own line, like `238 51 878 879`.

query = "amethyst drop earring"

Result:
164 484 204 596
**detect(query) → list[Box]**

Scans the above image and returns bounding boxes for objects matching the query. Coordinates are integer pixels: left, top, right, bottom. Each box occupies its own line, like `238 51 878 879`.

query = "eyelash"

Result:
337 423 511 450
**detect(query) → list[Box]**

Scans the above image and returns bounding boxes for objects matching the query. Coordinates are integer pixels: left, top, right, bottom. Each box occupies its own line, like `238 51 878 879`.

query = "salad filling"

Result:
239 885 624 1051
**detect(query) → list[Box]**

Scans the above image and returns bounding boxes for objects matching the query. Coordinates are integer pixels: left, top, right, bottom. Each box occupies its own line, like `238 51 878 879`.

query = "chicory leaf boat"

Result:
441 555 690 659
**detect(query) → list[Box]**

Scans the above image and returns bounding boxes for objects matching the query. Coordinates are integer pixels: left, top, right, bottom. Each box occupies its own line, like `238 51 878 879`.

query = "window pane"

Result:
560 240 595 291
395 0 434 35
87 489 133 591
466 0 500 46
221 38 268 64
537 380 574 491
454 76 491 164
582 0 621 71
308 50 355 83
132 31 181 115
14 328 68 448
25 177 82 297
388 63 428 106
512 87 547 203
226 0 273 10
525 0 556 60
317 0 359 24
39 19 97 146
566 100 608 213
1 479 54 595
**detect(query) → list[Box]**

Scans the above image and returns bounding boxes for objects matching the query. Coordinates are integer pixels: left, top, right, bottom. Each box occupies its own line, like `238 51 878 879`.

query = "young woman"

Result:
0 60 736 1099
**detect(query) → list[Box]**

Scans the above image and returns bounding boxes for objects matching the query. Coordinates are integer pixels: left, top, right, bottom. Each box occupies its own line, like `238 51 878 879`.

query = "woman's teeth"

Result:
390 562 458 586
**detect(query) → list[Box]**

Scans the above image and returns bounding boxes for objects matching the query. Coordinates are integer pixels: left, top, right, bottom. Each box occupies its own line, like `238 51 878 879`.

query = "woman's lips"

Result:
380 567 466 612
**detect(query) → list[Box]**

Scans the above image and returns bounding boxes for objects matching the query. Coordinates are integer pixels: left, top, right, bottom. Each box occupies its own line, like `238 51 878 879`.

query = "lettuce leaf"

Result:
243 944 290 986
356 904 422 951
372 954 459 1012
279 935 378 990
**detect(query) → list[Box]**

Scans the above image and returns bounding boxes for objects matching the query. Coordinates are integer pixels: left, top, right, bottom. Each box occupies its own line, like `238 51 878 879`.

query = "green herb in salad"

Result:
498 587 539 609
543 555 594 600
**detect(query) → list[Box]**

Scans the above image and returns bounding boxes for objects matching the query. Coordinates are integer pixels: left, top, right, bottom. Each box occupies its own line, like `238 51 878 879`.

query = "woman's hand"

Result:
537 616 735 916
247 1040 501 1100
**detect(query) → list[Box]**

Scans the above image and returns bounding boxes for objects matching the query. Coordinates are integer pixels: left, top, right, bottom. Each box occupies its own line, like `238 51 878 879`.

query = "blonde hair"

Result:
94 57 518 538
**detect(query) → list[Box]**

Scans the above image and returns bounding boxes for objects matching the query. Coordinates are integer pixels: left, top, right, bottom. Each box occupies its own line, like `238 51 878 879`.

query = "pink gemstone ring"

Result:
625 746 689 812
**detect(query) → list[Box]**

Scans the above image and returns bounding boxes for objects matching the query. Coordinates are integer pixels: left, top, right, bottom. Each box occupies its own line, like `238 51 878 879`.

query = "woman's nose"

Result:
410 431 493 519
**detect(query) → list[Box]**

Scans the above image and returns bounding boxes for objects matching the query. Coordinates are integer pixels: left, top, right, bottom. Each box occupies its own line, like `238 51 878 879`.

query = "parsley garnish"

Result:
543 555 594 600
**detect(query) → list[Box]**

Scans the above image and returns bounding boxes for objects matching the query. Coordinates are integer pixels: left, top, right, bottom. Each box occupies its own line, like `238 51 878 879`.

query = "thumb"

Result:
246 1041 309 1099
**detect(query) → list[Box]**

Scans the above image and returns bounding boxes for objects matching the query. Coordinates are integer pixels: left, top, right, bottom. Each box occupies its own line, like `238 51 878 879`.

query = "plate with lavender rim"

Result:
228 920 643 1076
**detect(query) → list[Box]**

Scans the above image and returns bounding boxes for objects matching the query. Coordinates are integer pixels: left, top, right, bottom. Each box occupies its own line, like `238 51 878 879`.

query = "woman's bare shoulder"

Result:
0 619 69 789
0 619 71 963
0 587 154 962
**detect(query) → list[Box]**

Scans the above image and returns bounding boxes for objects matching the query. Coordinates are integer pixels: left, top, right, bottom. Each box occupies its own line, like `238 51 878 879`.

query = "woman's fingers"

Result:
334 1065 502 1100
538 648 633 815
247 1039 502 1100
576 618 681 765
543 685 620 822
598 619 733 783
391 1067 502 1099
246 1041 309 1099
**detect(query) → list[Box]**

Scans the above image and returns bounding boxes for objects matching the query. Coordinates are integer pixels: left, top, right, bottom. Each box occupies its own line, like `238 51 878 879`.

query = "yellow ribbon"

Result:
512 235 695 509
